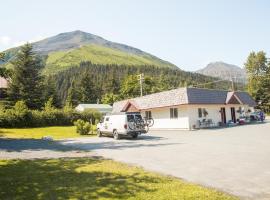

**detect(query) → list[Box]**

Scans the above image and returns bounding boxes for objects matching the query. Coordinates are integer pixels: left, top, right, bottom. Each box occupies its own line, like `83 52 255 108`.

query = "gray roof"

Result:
112 87 256 113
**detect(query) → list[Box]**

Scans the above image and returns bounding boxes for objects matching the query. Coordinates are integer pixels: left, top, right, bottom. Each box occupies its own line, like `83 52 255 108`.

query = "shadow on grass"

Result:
0 138 83 152
0 135 181 152
0 158 159 200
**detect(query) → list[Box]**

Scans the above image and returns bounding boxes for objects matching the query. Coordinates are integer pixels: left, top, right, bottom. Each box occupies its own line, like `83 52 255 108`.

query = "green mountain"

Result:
1 30 178 74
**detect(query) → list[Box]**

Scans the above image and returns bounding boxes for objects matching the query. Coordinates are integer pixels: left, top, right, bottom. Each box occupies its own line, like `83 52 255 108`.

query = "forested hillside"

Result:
51 61 243 105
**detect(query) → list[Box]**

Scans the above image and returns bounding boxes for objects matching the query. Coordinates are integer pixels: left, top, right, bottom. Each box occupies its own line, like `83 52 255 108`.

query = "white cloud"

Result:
0 36 11 46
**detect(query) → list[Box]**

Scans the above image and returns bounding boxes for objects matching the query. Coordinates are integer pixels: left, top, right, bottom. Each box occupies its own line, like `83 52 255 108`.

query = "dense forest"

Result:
52 61 243 106
1 44 245 109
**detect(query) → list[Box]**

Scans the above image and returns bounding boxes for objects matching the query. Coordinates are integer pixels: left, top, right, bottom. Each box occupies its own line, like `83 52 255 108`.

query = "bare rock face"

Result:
197 62 246 83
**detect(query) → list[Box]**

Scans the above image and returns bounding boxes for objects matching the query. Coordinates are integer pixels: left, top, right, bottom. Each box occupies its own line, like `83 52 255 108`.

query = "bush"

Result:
0 101 102 128
74 119 91 135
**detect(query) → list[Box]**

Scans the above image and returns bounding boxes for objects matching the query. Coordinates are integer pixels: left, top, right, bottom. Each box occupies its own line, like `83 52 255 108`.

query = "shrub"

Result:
74 119 91 135
0 101 103 128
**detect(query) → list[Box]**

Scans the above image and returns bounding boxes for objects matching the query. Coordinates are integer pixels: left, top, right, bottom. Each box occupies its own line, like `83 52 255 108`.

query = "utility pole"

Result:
231 77 235 91
137 73 144 96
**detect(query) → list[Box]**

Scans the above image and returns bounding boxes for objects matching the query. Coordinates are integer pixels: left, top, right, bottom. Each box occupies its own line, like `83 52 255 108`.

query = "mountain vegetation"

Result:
244 51 270 113
52 61 240 106
1 30 177 74
0 31 246 110
197 62 246 83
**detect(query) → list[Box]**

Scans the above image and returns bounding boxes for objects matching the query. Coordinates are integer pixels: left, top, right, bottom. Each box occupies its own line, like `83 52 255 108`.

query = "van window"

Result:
135 114 142 121
105 117 110 121
127 115 134 122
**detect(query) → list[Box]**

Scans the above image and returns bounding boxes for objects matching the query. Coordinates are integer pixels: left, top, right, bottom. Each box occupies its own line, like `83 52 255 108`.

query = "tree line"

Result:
2 43 268 113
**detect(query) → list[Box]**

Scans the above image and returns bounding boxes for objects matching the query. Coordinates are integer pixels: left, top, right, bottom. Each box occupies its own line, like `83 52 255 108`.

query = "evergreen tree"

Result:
78 74 96 103
7 44 44 109
244 51 270 112
43 76 60 108
101 93 121 105
66 80 79 107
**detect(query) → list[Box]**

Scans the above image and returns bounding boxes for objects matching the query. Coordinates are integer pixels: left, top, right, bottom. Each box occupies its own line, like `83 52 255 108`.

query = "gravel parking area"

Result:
60 121 270 200
1 121 269 199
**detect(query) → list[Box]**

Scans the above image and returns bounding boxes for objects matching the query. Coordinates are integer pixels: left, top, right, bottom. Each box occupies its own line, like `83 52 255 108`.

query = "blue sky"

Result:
1 0 269 71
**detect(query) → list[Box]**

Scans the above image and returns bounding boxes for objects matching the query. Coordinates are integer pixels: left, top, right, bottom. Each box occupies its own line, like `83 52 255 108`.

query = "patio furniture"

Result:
198 119 215 128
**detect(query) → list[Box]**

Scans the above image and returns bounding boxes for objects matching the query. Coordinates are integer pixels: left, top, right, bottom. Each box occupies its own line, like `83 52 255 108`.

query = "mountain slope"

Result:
196 62 246 83
2 30 178 74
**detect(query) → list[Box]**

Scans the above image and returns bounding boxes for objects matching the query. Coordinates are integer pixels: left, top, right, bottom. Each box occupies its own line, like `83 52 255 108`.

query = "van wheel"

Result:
113 130 120 140
97 129 102 137
132 133 138 139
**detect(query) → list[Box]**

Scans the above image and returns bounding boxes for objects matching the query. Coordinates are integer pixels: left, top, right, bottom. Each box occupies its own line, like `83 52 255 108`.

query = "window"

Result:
198 108 202 118
170 108 178 119
145 111 152 119
127 115 134 122
198 108 208 118
105 117 110 121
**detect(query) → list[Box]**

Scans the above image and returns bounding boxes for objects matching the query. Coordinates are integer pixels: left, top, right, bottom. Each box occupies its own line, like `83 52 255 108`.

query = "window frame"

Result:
170 108 178 119
198 108 202 118
145 111 152 119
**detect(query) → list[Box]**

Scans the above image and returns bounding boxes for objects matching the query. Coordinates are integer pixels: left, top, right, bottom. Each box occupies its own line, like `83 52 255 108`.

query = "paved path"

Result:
61 122 270 200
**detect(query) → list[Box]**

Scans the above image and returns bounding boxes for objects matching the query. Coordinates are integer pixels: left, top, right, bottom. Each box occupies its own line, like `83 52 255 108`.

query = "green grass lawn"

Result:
0 158 238 200
0 126 96 140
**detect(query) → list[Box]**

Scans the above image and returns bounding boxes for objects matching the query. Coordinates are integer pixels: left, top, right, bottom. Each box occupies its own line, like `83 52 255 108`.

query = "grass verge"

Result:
0 126 96 140
0 158 238 200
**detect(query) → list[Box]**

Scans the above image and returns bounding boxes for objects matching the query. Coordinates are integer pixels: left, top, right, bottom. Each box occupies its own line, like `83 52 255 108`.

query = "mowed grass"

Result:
0 158 238 200
0 126 96 140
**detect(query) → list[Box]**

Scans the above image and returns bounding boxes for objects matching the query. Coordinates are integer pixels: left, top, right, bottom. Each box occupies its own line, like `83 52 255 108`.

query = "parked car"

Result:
96 112 148 140
250 111 265 121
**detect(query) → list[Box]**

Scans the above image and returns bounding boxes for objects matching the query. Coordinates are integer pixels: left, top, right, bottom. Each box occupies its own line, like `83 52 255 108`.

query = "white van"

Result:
96 112 147 139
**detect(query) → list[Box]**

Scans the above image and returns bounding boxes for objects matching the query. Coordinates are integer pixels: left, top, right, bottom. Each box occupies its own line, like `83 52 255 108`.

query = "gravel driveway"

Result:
60 121 270 200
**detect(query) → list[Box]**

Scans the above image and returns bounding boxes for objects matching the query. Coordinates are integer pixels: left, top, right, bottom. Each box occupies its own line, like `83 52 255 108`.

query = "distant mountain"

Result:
1 30 178 74
196 62 246 83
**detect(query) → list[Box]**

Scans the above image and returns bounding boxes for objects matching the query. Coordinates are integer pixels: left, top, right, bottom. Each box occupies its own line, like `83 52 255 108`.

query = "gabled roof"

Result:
112 87 257 113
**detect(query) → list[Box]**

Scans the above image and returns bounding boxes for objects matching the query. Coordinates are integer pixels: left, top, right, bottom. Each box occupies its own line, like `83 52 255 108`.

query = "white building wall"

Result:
188 104 254 129
140 104 254 130
142 105 190 130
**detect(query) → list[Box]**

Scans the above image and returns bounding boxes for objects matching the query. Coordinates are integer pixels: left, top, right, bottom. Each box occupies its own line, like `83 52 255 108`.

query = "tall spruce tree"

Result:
66 80 79 107
43 76 60 108
78 74 97 103
8 43 44 109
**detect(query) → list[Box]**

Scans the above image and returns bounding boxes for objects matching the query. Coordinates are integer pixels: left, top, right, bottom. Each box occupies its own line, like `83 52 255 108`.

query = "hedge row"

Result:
0 101 102 128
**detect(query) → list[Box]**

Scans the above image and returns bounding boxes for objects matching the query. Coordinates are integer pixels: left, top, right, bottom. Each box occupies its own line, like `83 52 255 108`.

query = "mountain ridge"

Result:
1 30 178 73
196 61 246 83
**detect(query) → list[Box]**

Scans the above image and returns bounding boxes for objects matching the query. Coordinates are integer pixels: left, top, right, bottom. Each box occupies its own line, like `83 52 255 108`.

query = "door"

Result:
103 116 112 133
230 107 236 123
220 107 226 124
